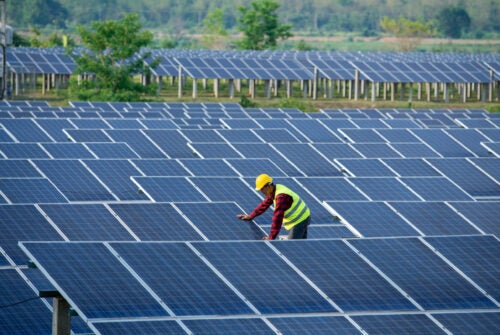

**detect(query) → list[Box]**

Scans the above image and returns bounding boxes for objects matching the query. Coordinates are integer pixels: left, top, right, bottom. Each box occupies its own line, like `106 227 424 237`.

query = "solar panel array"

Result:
1 100 499 335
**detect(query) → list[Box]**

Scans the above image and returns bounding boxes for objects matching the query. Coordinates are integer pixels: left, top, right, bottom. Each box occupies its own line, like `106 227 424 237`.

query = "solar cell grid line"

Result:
312 143 363 159
0 159 41 177
387 202 481 236
85 142 141 159
82 159 149 201
39 203 136 241
323 201 421 237
173 202 266 240
273 239 417 312
347 237 497 310
189 142 244 159
254 119 309 142
349 177 422 201
0 204 65 264
432 311 500 335
215 129 265 143
423 235 500 303
179 129 226 143
0 143 51 159
34 119 76 142
469 157 500 182
351 314 448 335
108 203 204 241
33 159 117 202
375 129 422 143
350 119 389 129
0 178 68 204
144 129 195 159
335 158 397 177
481 142 500 157
287 119 343 143
70 118 110 129
191 241 337 314
131 176 209 202
224 158 287 178
426 158 500 198
271 143 342 177
105 129 167 158
19 241 171 320
220 118 262 129
444 129 494 157
105 119 144 129
0 269 54 334
382 158 441 177
41 143 96 159
252 128 303 143
183 318 277 335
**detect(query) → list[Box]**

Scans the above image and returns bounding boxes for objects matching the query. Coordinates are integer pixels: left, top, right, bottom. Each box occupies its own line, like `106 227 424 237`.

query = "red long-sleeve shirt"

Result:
249 188 293 240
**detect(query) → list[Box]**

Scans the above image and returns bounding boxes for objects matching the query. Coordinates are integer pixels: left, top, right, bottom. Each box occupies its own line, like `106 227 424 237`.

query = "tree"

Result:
436 7 471 39
380 16 435 52
68 13 156 101
236 0 293 50
200 8 228 49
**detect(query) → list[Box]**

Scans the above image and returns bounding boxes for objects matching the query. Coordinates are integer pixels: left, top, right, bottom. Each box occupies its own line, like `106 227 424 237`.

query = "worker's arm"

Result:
264 193 292 240
237 194 273 221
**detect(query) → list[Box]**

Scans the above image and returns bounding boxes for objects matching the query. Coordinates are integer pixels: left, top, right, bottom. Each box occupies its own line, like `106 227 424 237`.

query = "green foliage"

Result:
380 16 435 51
278 98 308 112
236 0 293 50
296 40 313 51
239 95 258 108
436 7 471 39
200 8 228 49
487 105 500 113
69 13 156 101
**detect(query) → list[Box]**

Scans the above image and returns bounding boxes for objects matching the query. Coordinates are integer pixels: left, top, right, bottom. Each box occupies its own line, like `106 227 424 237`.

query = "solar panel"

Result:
336 159 397 177
0 119 54 142
351 314 446 334
382 158 440 176
349 177 420 201
34 159 116 201
35 119 76 142
448 202 500 236
189 143 243 159
192 241 336 314
411 129 475 157
348 238 496 309
424 235 500 302
351 143 403 158
108 203 203 241
131 177 208 202
39 204 135 241
339 129 387 143
287 119 342 142
225 158 286 177
445 129 493 157
105 130 166 158
470 158 500 182
312 143 363 159
0 143 50 159
324 202 420 237
132 159 190 176
389 143 441 158
433 312 500 335
85 143 140 159
297 177 368 201
0 178 68 204
389 202 480 236
274 240 417 311
400 177 473 201
183 318 274 335
20 242 170 319
0 160 41 177
174 202 265 240
306 225 356 239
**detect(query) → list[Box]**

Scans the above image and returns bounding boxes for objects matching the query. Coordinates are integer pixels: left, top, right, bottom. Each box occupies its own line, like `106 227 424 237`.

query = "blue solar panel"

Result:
351 314 446 334
336 159 396 177
424 235 500 302
350 177 420 201
110 242 254 316
35 119 76 142
401 177 473 201
42 143 95 159
275 240 416 311
0 205 63 264
427 158 500 198
84 159 148 201
180 129 225 143
340 129 387 143
175 202 265 240
312 143 363 159
272 143 341 176
0 178 68 204
324 202 419 237
34 160 116 201
105 130 166 158
131 176 208 202
269 315 360 334
192 241 336 314
348 238 496 309
470 158 500 182
306 225 355 239
183 318 274 335
389 143 441 158
445 129 493 157
0 119 54 142
297 177 368 201
86 143 140 159
0 160 41 177
351 143 403 158
287 119 342 142
225 158 286 177
0 143 50 158
189 143 243 159
145 130 195 158
0 269 53 334
253 128 302 143
65 129 111 142
20 242 169 319
433 312 500 335
389 202 480 236
40 204 135 241
132 158 190 176
109 203 203 241
448 202 500 236
411 129 474 157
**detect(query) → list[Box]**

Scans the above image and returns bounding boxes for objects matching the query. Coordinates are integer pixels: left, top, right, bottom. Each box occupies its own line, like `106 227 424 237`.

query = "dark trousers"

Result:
287 216 311 239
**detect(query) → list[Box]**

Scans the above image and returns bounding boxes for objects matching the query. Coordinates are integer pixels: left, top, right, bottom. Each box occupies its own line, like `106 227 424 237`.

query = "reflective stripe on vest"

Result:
274 184 310 230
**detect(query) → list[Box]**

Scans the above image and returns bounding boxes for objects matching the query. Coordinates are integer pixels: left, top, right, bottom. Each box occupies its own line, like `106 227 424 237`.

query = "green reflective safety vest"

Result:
274 184 310 230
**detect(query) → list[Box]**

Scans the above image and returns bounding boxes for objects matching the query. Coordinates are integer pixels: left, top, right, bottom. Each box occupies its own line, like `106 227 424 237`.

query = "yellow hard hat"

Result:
255 174 273 190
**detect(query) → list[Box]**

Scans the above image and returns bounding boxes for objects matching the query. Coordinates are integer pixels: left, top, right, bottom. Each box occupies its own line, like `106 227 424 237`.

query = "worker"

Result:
237 174 311 240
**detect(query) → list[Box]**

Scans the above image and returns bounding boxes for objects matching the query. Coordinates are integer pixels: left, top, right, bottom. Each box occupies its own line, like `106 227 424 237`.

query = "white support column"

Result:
371 81 376 102
228 79 234 99
192 78 197 99
250 79 255 98
52 297 71 335
444 83 450 103
353 70 359 101
177 65 182 98
213 78 219 98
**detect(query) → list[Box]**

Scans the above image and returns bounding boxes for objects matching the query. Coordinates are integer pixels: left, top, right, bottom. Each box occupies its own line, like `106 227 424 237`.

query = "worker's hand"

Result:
237 214 252 221
262 236 272 240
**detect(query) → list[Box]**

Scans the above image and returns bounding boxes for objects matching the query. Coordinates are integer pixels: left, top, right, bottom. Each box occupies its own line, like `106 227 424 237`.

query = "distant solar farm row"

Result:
0 100 499 335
